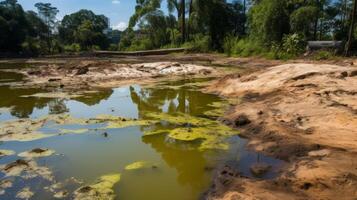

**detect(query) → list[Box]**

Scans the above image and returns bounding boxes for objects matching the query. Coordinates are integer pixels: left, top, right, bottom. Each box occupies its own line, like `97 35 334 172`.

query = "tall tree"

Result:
34 2 58 52
345 0 357 55
181 0 186 42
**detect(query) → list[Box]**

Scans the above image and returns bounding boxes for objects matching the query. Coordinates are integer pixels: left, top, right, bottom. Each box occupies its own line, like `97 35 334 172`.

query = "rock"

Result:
48 78 61 82
75 67 89 75
308 149 331 157
250 163 271 177
340 71 348 78
235 115 251 127
349 70 357 77
257 111 264 115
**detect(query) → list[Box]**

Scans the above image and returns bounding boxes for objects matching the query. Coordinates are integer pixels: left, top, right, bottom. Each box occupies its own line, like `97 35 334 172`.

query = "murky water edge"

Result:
0 63 283 200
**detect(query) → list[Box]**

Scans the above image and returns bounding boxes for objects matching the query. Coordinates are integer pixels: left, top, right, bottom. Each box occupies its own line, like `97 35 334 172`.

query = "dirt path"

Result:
205 63 357 199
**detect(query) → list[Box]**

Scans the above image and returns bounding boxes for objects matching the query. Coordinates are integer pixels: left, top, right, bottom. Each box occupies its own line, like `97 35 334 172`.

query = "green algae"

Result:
74 173 121 200
125 161 149 170
145 112 215 127
0 149 15 157
89 114 157 129
143 112 239 150
0 113 158 142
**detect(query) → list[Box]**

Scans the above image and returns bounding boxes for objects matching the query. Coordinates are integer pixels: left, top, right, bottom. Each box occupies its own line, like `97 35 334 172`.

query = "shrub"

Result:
223 35 240 56
108 44 118 51
64 43 81 52
91 45 101 51
183 34 211 53
313 50 334 60
281 34 305 56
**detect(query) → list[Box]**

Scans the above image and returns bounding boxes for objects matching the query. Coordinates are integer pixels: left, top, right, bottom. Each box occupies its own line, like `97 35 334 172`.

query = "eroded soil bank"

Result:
205 63 357 199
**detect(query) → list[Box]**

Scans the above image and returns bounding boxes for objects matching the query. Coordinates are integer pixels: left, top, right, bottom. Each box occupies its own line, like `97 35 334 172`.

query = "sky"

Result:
17 0 141 31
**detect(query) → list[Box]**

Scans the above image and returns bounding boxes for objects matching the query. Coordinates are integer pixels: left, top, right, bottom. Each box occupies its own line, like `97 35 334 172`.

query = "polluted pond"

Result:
0 65 284 200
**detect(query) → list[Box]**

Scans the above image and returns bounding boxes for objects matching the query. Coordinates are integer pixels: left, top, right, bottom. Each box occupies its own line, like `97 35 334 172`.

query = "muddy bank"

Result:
4 61 217 89
205 63 357 199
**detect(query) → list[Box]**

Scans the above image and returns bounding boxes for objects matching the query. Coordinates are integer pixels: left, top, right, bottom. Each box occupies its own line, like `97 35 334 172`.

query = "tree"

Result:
58 9 109 50
180 0 186 42
34 2 58 53
248 0 290 45
345 0 357 55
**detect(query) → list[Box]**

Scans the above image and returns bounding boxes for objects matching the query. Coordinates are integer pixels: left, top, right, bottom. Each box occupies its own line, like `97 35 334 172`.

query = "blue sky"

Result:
17 0 142 31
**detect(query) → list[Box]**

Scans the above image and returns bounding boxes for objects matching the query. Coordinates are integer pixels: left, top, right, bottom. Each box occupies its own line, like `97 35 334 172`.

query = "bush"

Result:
281 34 305 56
91 45 101 51
21 37 41 56
108 44 118 51
230 38 268 57
313 50 334 60
64 43 81 52
183 34 211 53
125 38 154 51
223 35 240 56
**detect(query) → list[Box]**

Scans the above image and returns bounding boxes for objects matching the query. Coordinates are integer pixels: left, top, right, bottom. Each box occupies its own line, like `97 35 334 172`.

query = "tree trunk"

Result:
345 0 357 56
243 0 246 34
187 0 193 39
181 0 186 43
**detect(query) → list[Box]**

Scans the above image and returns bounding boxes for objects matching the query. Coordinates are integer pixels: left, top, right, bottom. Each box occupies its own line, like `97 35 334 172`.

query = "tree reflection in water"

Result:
129 80 223 191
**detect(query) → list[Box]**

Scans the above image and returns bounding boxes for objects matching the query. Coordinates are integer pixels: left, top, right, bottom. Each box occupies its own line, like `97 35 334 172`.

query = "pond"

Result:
0 63 283 200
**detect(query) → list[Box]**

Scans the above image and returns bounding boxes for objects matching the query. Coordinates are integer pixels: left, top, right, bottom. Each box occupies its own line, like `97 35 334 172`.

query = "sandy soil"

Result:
205 63 357 200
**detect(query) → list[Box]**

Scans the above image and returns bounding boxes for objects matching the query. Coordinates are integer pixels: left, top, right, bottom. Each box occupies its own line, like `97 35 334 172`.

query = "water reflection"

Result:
0 66 283 200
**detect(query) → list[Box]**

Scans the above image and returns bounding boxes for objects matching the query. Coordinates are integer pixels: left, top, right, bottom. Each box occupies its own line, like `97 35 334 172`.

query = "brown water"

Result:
0 63 283 200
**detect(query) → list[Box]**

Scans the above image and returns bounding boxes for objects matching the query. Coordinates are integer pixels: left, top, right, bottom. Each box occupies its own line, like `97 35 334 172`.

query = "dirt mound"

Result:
206 63 357 200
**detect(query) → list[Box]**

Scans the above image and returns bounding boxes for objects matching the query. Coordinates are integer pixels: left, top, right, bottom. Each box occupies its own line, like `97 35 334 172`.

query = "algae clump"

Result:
18 148 55 158
74 173 121 200
143 112 239 150
0 149 15 157
89 114 156 129
125 161 147 170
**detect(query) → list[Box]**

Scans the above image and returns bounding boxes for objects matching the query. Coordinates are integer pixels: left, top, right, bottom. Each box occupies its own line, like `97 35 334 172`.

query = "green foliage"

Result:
64 43 81 53
248 0 290 45
183 34 211 53
59 9 109 50
290 6 320 40
223 35 240 56
313 50 334 60
108 44 118 51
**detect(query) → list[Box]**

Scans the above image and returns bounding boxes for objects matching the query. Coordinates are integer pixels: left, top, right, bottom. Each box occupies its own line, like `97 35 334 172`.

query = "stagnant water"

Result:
0 63 283 200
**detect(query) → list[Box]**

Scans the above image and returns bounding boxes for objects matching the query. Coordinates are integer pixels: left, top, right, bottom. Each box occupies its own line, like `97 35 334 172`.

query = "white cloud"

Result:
112 0 120 4
112 21 128 31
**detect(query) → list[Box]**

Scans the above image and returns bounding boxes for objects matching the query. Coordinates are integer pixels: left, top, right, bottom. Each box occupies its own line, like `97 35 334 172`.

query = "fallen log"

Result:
307 41 343 51
93 48 188 56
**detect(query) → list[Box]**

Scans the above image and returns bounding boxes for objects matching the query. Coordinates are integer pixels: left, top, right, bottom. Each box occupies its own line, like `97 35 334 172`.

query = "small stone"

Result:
102 132 108 137
235 115 251 127
257 111 264 115
340 71 348 78
349 70 357 77
250 163 271 177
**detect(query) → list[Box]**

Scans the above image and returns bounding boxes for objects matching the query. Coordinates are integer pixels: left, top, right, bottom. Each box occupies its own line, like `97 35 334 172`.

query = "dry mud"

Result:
205 63 357 199
13 61 216 89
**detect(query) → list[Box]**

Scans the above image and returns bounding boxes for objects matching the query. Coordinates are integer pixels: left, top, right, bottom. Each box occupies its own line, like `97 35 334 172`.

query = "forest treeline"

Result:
1 0 357 58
